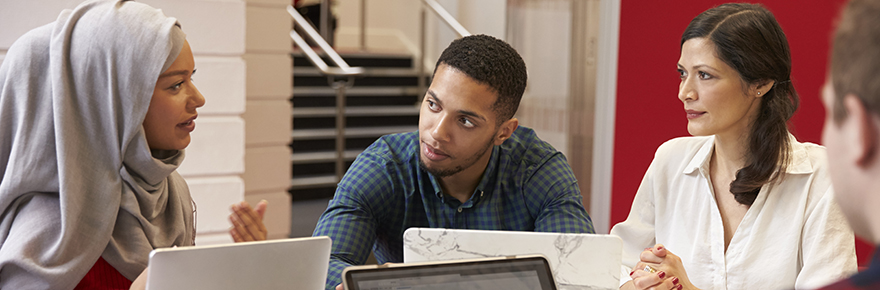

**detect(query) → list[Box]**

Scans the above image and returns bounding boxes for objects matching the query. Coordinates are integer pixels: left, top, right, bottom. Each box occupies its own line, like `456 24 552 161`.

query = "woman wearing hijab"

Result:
0 0 204 288
611 3 856 290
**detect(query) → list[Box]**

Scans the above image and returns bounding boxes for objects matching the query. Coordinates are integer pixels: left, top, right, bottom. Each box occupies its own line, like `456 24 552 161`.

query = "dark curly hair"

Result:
433 34 528 124
682 3 798 206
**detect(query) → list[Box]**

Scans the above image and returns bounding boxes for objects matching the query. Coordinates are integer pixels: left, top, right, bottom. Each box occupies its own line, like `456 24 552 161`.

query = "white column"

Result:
243 0 293 240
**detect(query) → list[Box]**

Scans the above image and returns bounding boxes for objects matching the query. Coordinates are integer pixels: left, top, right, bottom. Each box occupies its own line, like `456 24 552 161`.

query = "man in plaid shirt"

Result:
315 34 593 290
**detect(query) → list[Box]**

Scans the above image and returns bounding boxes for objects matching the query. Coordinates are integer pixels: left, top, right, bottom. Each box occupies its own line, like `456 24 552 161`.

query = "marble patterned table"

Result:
402 228 622 290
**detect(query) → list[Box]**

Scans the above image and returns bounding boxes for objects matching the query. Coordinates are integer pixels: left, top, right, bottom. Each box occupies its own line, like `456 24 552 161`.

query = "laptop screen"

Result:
343 255 557 290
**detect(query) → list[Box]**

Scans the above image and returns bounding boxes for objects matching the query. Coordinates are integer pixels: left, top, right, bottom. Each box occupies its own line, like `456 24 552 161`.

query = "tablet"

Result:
146 236 330 290
342 255 557 290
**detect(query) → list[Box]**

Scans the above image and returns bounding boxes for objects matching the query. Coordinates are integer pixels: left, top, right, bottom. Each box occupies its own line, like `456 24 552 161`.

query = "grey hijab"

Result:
0 0 194 288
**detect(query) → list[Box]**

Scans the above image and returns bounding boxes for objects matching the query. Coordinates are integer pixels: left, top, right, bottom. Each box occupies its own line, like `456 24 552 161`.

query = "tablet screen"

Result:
343 256 556 290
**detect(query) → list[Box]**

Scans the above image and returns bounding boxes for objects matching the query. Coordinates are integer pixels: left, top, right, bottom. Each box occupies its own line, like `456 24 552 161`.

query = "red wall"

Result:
610 0 872 265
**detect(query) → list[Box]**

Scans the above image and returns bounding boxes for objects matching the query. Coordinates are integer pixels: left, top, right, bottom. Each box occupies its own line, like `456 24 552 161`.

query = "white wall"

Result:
507 0 573 156
0 0 292 244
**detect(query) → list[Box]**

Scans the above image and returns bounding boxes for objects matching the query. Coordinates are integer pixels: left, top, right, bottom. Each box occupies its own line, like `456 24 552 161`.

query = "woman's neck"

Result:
712 132 749 176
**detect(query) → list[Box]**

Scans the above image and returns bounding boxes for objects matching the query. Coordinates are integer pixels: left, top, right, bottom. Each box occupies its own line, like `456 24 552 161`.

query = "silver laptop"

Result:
343 254 557 290
403 228 622 290
146 236 331 290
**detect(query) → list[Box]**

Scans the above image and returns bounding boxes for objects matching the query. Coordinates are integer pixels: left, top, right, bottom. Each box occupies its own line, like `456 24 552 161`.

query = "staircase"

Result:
289 52 427 201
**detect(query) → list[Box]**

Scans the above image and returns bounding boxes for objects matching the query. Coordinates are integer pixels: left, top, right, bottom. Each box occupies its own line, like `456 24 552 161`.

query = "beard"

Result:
419 134 496 178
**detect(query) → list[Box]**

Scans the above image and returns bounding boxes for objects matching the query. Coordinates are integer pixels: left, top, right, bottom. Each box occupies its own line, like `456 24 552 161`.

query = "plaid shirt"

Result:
312 126 594 290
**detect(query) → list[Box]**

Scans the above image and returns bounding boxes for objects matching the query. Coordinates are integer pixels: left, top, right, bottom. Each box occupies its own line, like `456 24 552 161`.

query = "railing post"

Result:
332 79 347 182
418 7 427 101
360 0 367 51
320 0 331 43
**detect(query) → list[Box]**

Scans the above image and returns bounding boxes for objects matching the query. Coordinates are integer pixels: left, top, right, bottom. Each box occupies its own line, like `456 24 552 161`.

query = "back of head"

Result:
434 34 527 124
681 3 798 205
831 0 880 121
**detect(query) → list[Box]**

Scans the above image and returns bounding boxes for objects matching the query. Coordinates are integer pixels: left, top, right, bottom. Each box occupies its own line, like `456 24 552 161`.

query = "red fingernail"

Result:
629 271 634 276
672 277 679 285
676 284 683 290
658 271 666 279
657 246 664 250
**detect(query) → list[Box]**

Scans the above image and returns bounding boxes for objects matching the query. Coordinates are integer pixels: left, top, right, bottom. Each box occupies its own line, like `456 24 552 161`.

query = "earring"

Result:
757 91 761 96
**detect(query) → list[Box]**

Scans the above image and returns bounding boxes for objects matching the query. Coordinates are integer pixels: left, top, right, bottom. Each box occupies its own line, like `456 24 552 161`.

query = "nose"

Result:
430 114 452 143
678 76 696 102
189 84 206 110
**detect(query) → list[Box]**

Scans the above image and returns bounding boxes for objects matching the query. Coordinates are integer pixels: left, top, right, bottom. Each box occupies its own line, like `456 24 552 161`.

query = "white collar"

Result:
682 133 813 175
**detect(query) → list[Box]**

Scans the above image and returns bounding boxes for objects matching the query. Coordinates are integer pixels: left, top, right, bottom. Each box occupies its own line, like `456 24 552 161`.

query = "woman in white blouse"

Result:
611 3 857 290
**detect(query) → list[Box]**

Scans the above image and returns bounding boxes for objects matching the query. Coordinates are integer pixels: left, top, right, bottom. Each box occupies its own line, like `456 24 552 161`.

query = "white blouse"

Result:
611 135 856 290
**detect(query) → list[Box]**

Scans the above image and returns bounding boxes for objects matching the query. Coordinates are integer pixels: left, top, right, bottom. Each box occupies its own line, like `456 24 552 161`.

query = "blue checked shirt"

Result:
312 126 594 289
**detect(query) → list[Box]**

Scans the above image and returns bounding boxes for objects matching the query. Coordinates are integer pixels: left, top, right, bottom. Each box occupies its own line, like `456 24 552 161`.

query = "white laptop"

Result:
146 236 331 290
403 228 622 290
343 254 558 290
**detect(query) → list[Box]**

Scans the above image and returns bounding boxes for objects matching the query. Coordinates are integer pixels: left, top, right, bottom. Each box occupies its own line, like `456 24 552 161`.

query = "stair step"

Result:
290 175 337 189
294 67 420 77
291 150 361 164
294 75 422 87
292 51 413 69
293 106 419 117
292 126 416 140
293 86 421 97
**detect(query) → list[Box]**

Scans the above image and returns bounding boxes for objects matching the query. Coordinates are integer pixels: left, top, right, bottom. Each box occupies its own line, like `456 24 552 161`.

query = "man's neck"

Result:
438 151 493 204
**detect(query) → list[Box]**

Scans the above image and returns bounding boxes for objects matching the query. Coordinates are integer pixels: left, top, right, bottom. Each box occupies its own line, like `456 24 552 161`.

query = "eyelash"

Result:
168 76 195 91
677 69 712 80
460 118 474 128
427 99 477 129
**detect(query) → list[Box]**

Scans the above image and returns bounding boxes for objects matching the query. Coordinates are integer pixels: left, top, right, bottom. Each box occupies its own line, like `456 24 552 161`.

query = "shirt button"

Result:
457 207 463 213
480 191 484 197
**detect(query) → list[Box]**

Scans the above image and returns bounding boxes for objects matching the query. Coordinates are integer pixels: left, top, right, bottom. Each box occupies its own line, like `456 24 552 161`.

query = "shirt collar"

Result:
683 136 715 175
682 133 814 175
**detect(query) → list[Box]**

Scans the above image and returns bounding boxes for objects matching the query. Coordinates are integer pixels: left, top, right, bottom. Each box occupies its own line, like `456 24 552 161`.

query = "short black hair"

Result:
433 34 527 124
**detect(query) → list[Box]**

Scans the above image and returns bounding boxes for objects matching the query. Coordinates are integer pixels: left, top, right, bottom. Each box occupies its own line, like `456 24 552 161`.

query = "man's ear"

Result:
843 94 879 167
494 118 519 146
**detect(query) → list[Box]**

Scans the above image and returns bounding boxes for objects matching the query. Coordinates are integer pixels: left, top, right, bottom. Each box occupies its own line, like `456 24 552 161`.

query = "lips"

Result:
685 109 705 119
177 115 197 132
422 142 449 161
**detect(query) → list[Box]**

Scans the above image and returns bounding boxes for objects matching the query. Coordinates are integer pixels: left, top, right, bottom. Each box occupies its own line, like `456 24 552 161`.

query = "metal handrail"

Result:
288 5 364 182
288 5 363 76
422 0 471 37
417 0 471 99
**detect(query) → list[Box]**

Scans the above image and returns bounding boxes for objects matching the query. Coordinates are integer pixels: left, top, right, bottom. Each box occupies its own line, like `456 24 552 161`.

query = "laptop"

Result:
342 254 557 290
403 228 622 290
146 236 331 290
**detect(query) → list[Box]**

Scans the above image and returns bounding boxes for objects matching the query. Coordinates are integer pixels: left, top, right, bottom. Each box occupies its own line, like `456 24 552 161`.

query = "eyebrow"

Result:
678 63 715 72
159 69 196 79
426 89 488 122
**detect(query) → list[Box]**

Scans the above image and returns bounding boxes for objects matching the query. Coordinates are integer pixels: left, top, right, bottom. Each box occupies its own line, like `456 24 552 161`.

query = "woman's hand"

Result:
624 265 679 290
228 200 268 242
631 244 697 290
